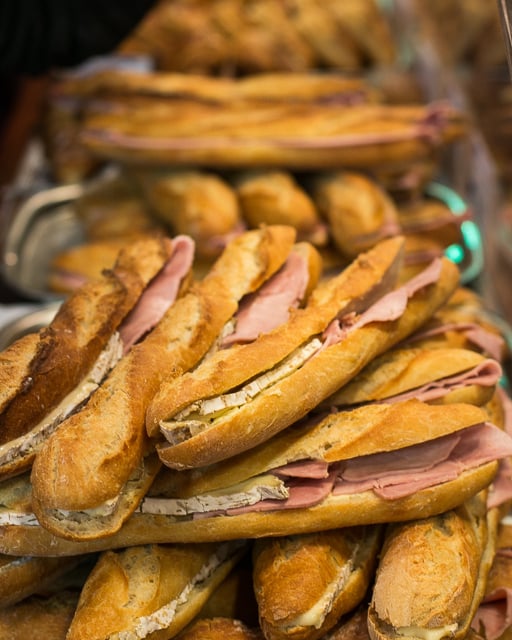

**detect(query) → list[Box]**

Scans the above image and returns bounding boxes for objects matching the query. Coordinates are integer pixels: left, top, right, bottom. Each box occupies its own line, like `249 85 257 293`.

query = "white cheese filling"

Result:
288 560 354 629
139 474 288 517
112 539 246 640
396 624 459 640
160 337 323 444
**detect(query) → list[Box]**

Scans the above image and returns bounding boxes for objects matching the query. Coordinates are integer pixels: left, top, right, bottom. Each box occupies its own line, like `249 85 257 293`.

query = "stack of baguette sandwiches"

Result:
0 223 511 640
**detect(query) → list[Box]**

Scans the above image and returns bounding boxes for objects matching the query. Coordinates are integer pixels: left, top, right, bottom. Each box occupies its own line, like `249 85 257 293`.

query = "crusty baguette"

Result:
0 234 195 481
136 168 245 259
48 238 136 294
1 401 504 554
147 235 405 439
235 170 328 246
30 226 297 540
321 346 502 409
80 100 466 169
252 526 382 640
368 492 500 640
0 553 82 608
154 254 460 470
0 459 499 556
0 589 79 640
311 171 401 258
471 522 512 640
176 618 264 640
0 332 40 416
65 540 248 640
0 234 174 446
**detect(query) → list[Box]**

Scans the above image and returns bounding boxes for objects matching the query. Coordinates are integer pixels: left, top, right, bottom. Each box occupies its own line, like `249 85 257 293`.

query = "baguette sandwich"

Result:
235 169 328 246
319 346 503 410
252 525 382 640
65 540 249 640
0 233 194 479
310 171 401 259
368 490 500 640
30 226 320 541
125 399 512 544
149 241 462 470
2 400 509 554
470 521 512 640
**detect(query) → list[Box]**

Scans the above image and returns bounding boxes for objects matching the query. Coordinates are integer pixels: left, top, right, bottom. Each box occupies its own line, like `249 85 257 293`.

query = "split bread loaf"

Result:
0 234 185 479
2 399 510 555
29 226 312 541
320 345 502 409
368 491 501 640
151 245 462 470
65 540 249 640
80 97 466 170
252 525 382 640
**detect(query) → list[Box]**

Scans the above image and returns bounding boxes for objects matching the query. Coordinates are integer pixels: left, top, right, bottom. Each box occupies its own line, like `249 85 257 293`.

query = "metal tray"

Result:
0 303 60 350
1 183 86 302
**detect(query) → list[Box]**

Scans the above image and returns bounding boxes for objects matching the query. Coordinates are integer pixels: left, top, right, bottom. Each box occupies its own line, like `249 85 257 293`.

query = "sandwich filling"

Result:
159 258 443 445
142 421 512 520
113 540 247 640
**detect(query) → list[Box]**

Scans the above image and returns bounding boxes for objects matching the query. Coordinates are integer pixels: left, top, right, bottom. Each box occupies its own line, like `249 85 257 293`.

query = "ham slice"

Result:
379 359 503 404
333 422 512 500
405 321 506 361
221 251 308 347
118 235 194 353
471 588 512 640
210 422 512 518
322 258 443 348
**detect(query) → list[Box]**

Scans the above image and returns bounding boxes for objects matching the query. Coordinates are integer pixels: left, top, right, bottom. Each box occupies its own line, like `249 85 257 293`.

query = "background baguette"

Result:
0 459 498 556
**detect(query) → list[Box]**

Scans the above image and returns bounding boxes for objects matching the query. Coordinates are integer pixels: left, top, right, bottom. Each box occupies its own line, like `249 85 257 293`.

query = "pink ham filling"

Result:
487 387 512 509
214 422 512 517
321 258 443 348
471 586 512 640
221 251 309 347
378 359 503 404
118 235 195 353
405 321 506 362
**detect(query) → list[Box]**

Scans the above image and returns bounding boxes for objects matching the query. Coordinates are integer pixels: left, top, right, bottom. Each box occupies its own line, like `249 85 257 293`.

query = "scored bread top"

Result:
146 235 404 429
0 234 174 445
152 400 489 499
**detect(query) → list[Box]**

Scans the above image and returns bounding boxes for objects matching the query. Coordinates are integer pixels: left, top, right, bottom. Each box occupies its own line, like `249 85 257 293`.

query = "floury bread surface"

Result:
65 541 248 640
252 526 382 640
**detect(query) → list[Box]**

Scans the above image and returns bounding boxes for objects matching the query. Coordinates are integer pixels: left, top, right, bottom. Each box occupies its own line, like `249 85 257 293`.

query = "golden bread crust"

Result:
0 235 173 445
